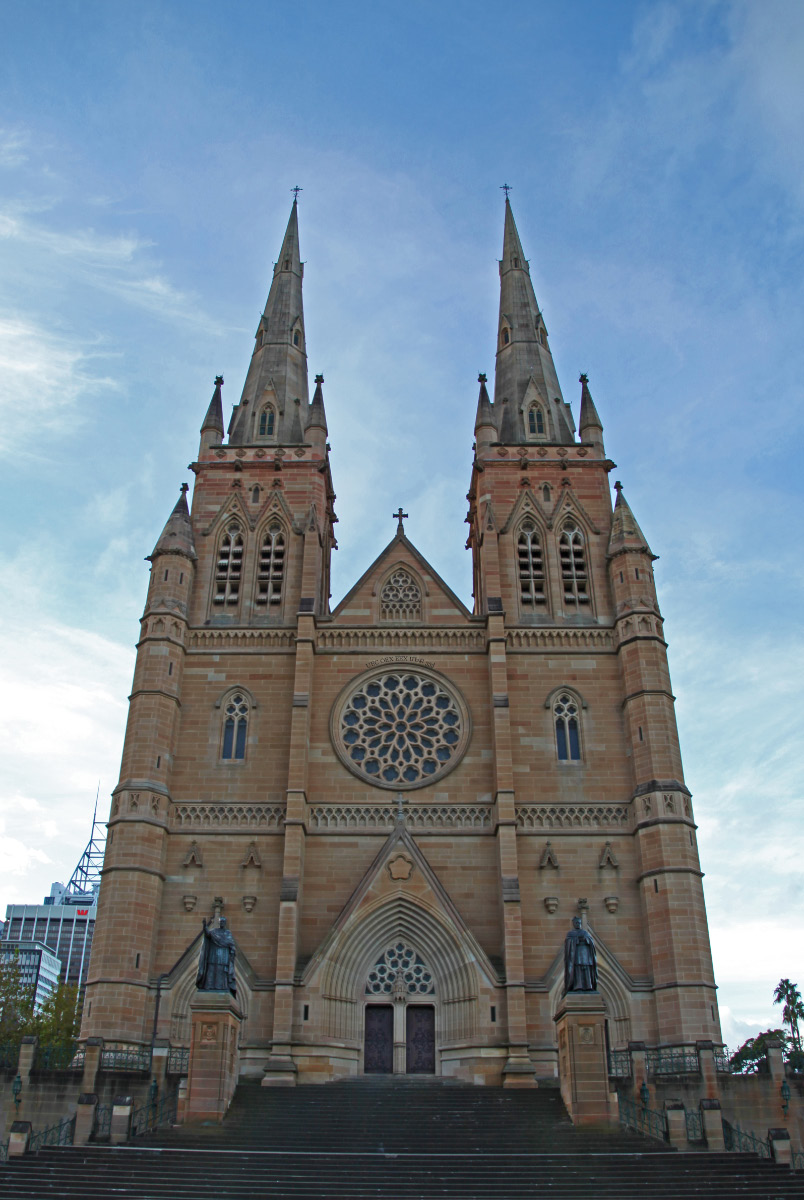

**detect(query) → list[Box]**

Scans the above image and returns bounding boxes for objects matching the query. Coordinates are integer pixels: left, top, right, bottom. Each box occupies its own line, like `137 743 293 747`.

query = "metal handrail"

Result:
618 1093 668 1142
722 1119 771 1159
29 1114 76 1153
645 1046 699 1075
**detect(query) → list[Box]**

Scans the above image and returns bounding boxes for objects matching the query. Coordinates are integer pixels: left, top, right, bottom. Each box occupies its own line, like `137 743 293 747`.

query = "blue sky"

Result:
1 0 802 1049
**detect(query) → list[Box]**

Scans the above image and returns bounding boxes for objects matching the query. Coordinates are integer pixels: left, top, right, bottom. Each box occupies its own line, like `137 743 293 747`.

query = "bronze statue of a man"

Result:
196 916 237 996
563 916 597 993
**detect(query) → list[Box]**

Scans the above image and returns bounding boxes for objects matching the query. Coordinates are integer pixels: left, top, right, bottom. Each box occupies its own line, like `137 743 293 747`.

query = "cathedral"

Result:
81 196 722 1089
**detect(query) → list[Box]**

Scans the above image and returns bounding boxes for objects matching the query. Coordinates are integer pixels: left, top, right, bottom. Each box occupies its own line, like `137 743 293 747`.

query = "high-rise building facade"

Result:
81 199 721 1085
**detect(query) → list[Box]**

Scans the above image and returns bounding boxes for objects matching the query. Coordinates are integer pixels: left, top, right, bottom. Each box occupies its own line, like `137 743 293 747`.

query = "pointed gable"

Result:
332 533 472 625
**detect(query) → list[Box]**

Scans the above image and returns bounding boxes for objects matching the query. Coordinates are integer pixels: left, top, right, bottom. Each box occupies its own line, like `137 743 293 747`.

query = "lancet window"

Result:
255 522 286 607
222 693 249 760
258 406 276 438
517 521 546 607
559 520 589 606
366 944 435 996
213 524 244 606
554 692 581 761
528 405 545 437
380 568 422 621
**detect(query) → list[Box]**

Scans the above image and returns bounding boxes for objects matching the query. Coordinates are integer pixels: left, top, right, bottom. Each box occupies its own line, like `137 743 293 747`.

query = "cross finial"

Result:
501 183 512 201
396 794 407 824
214 374 224 387
291 185 302 203
393 507 408 536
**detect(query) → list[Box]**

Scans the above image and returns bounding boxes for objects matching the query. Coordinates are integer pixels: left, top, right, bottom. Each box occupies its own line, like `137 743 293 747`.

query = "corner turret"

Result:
578 373 604 454
199 375 225 457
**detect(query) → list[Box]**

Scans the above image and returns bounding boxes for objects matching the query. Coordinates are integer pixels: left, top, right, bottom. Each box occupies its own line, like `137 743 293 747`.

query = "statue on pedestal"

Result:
196 916 237 996
563 916 598 993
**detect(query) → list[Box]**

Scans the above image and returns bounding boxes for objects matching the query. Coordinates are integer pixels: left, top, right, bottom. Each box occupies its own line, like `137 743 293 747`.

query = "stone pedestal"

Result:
8 1122 31 1157
700 1097 724 1150
74 1094 98 1146
187 992 242 1122
554 992 610 1125
110 1096 133 1145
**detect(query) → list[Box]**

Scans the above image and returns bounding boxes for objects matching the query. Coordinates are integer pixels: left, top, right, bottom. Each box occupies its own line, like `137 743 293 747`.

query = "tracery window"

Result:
366 943 435 995
559 520 589 606
213 524 244 606
528 405 545 437
380 568 421 621
502 328 510 345
222 693 249 760
258 406 276 438
517 521 546 607
554 692 581 761
255 523 286 607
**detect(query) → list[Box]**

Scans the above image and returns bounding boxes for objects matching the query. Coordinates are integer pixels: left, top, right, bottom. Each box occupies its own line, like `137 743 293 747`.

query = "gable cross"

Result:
393 507 408 536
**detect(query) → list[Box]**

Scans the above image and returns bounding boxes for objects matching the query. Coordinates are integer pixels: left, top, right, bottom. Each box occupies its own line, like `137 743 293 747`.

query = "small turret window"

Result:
293 330 300 347
222 693 249 760
528 405 545 437
502 329 510 346
554 692 582 761
214 524 244 606
256 522 286 606
258 406 276 438
512 257 520 268
517 522 546 607
559 521 589 606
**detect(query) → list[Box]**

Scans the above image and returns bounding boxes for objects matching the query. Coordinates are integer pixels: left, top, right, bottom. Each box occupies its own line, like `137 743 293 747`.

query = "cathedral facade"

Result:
82 198 722 1087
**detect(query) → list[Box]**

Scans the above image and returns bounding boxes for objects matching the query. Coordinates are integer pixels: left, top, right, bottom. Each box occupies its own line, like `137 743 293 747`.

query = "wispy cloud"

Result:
0 128 29 168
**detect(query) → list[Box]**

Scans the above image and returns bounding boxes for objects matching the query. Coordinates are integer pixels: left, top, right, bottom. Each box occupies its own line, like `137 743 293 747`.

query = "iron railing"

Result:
792 1149 804 1172
131 1090 178 1137
645 1046 699 1075
618 1093 667 1142
713 1046 732 1073
607 1049 630 1078
685 1107 704 1143
35 1043 83 1071
0 1139 9 1164
722 1119 770 1159
167 1047 189 1075
0 1042 19 1071
29 1114 76 1154
100 1046 151 1072
95 1104 112 1140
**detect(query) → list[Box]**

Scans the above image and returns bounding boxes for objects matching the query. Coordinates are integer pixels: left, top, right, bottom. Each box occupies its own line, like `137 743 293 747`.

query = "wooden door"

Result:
364 1005 394 1074
406 1005 435 1074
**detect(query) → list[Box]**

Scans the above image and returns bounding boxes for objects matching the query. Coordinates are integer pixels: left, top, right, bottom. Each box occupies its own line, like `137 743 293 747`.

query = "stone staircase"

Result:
3 1077 803 1198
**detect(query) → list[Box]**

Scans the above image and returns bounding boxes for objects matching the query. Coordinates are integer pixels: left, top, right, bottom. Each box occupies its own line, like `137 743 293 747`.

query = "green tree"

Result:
33 982 82 1049
773 978 804 1053
729 1029 789 1074
0 953 35 1044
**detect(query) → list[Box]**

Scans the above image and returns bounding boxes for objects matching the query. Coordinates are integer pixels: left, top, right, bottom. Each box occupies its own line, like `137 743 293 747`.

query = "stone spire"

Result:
607 482 655 559
306 374 328 435
493 198 573 445
199 375 224 456
148 484 197 562
578 372 604 452
229 198 309 445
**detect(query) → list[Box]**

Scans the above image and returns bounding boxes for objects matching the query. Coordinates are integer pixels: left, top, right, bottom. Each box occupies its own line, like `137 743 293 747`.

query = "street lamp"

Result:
12 1074 22 1111
639 1080 650 1109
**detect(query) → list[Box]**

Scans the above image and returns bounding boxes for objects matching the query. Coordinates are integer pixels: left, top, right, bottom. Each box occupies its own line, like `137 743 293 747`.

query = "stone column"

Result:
74 1094 98 1146
554 993 610 1125
393 989 407 1075
80 1037 104 1095
700 1097 725 1150
664 1099 687 1149
7 1122 32 1157
110 1096 133 1145
769 1127 792 1166
696 1040 720 1101
186 992 242 1122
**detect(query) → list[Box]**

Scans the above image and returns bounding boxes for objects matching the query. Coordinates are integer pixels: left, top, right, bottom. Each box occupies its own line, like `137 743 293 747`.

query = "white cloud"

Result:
0 128 29 168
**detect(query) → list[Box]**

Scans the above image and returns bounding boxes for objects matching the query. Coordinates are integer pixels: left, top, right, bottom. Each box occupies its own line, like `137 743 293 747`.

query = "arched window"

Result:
366 943 434 996
554 692 581 761
517 521 546 607
222 693 249 760
542 484 551 505
213 524 244 606
528 405 545 437
258 406 276 438
559 520 589 606
255 522 286 606
251 485 260 505
502 328 510 346
293 330 301 347
380 568 422 621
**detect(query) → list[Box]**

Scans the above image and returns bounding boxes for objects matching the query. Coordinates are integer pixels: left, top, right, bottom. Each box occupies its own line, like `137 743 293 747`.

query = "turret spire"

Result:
578 372 604 452
229 197 309 446
201 375 224 436
493 198 573 445
306 373 328 435
607 482 655 559
474 373 495 434
148 484 197 562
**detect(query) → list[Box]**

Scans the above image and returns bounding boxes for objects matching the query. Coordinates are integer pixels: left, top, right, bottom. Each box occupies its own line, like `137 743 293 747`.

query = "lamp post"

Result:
12 1073 22 1111
639 1079 650 1109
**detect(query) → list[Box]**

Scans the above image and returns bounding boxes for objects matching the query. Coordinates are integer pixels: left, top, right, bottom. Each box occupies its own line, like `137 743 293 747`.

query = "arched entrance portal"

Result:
364 941 436 1074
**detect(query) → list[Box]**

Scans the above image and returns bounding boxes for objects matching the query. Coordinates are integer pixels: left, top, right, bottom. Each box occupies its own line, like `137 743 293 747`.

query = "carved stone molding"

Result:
517 805 630 831
317 628 485 653
507 628 614 652
544 896 559 913
172 804 285 830
308 804 493 832
187 630 295 651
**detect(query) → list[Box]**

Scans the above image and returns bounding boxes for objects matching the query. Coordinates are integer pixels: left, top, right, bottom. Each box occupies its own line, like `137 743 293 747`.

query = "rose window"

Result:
366 943 435 995
332 670 470 789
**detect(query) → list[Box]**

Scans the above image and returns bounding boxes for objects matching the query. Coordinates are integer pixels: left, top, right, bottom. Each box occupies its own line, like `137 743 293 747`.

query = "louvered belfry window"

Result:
518 522 546 607
214 524 244 605
256 523 285 606
559 521 589 606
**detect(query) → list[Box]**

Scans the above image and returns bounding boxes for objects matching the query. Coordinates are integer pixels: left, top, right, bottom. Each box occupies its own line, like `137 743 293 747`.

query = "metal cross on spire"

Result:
393 507 408 536
500 183 512 200
291 185 303 202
